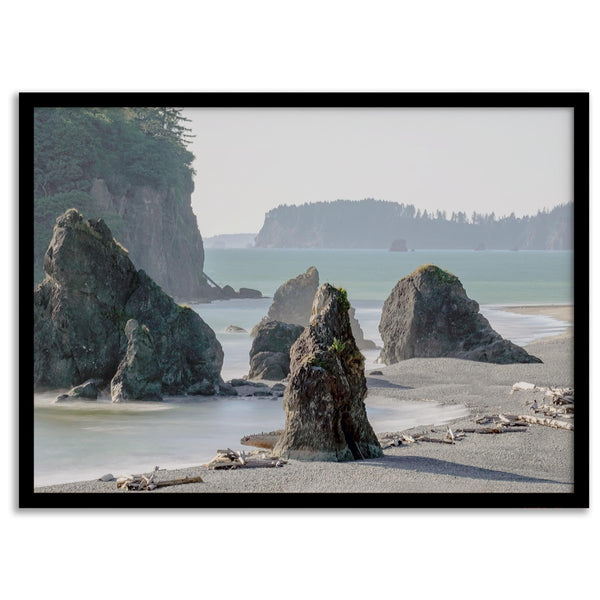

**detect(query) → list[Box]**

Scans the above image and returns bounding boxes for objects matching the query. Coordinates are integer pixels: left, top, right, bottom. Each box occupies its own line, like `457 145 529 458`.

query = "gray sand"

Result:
35 330 575 495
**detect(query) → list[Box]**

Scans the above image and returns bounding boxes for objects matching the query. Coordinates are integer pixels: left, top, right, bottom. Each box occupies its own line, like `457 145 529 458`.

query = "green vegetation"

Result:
306 355 328 369
337 287 351 312
329 337 346 354
415 264 458 285
33 107 195 285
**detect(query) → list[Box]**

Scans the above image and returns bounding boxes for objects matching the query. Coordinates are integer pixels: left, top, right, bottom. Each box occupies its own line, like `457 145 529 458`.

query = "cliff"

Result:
254 199 573 250
33 107 215 300
88 179 208 299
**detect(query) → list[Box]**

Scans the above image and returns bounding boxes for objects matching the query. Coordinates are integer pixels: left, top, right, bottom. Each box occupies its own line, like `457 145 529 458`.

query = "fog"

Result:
184 107 573 237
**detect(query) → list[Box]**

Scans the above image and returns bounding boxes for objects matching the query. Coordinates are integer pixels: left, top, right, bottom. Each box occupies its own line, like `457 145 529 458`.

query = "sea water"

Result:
34 249 573 487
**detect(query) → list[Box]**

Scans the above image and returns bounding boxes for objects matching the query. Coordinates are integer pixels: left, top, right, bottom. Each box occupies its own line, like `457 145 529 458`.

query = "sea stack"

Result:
34 209 224 395
273 284 382 461
378 264 542 364
267 266 320 326
252 266 376 350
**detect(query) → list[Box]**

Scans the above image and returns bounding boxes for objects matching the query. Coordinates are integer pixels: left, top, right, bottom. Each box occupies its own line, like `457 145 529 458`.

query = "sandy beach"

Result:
34 305 576 495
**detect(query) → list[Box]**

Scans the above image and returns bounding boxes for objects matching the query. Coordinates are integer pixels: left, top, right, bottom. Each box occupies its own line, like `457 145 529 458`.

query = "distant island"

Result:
203 233 257 249
254 199 573 250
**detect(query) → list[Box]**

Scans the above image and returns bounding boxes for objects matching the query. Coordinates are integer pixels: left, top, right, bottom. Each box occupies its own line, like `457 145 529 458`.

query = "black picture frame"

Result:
21 92 589 509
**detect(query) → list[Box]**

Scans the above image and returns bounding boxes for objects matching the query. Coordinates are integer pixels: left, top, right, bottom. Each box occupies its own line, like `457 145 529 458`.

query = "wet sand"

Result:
500 304 573 325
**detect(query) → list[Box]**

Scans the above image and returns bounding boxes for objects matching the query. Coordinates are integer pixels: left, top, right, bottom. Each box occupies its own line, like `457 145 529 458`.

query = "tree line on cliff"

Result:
254 199 573 250
33 107 197 286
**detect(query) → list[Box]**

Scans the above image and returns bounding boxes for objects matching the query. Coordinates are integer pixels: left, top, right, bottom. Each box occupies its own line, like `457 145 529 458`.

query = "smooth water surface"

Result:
34 394 469 487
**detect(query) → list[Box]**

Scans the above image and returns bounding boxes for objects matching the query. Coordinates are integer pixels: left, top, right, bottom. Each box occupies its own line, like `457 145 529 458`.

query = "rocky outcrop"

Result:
110 320 163 402
255 266 376 350
248 321 304 380
55 379 104 402
273 285 382 461
389 238 407 252
378 264 543 364
34 209 224 395
267 266 319 326
348 307 377 350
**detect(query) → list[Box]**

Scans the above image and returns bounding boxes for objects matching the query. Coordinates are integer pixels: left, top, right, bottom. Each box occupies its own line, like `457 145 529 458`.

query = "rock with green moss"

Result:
34 209 223 395
273 284 382 462
378 264 542 364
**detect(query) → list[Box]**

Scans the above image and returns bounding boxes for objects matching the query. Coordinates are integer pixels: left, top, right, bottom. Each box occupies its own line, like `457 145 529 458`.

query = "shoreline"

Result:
35 307 575 494
494 303 573 325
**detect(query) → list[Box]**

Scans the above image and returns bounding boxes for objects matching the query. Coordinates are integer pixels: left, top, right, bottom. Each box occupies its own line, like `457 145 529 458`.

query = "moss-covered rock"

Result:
273 284 382 461
378 264 542 364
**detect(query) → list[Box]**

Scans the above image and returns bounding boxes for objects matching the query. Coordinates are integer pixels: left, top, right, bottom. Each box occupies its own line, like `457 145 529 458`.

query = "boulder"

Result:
238 287 262 299
111 320 163 402
248 320 304 380
225 325 247 333
221 285 237 298
273 284 383 461
218 382 239 396
34 209 223 394
378 264 543 364
389 238 408 252
188 380 217 396
55 378 104 402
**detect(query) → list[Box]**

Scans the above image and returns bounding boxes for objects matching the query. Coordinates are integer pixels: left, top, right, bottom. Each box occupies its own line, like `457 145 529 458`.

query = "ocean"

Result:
34 249 573 487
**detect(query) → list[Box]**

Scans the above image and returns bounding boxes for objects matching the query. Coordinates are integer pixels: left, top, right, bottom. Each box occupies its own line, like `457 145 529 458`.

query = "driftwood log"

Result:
240 431 283 450
516 415 574 430
204 448 287 470
115 467 204 491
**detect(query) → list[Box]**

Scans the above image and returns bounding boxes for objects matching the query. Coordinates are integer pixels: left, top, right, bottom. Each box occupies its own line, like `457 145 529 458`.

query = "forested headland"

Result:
33 107 212 298
254 199 573 250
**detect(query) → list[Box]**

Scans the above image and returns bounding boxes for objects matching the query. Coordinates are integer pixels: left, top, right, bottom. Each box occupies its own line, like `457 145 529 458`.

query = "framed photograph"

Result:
22 92 588 508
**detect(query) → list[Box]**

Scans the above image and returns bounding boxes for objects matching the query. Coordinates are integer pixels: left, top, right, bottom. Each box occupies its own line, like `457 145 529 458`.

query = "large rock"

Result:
249 320 304 380
34 209 223 394
378 264 543 364
111 320 163 402
273 284 383 461
256 266 376 350
267 266 319 326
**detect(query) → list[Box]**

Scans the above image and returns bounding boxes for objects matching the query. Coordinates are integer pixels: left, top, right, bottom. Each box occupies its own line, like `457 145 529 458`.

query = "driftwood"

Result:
115 466 204 491
516 415 574 431
204 448 287 470
240 431 283 449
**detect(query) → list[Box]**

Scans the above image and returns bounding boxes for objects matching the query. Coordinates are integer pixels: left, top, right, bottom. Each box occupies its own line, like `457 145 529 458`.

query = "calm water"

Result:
34 249 573 487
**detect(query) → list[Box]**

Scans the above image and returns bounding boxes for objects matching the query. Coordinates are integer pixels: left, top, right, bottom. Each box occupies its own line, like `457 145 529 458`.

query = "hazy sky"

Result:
184 108 573 238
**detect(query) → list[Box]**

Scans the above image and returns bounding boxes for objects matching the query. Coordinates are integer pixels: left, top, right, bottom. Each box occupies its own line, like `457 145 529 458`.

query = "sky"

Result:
184 107 573 238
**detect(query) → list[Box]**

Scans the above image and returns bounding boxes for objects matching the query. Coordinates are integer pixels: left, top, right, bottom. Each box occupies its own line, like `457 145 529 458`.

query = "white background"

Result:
2 2 595 599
